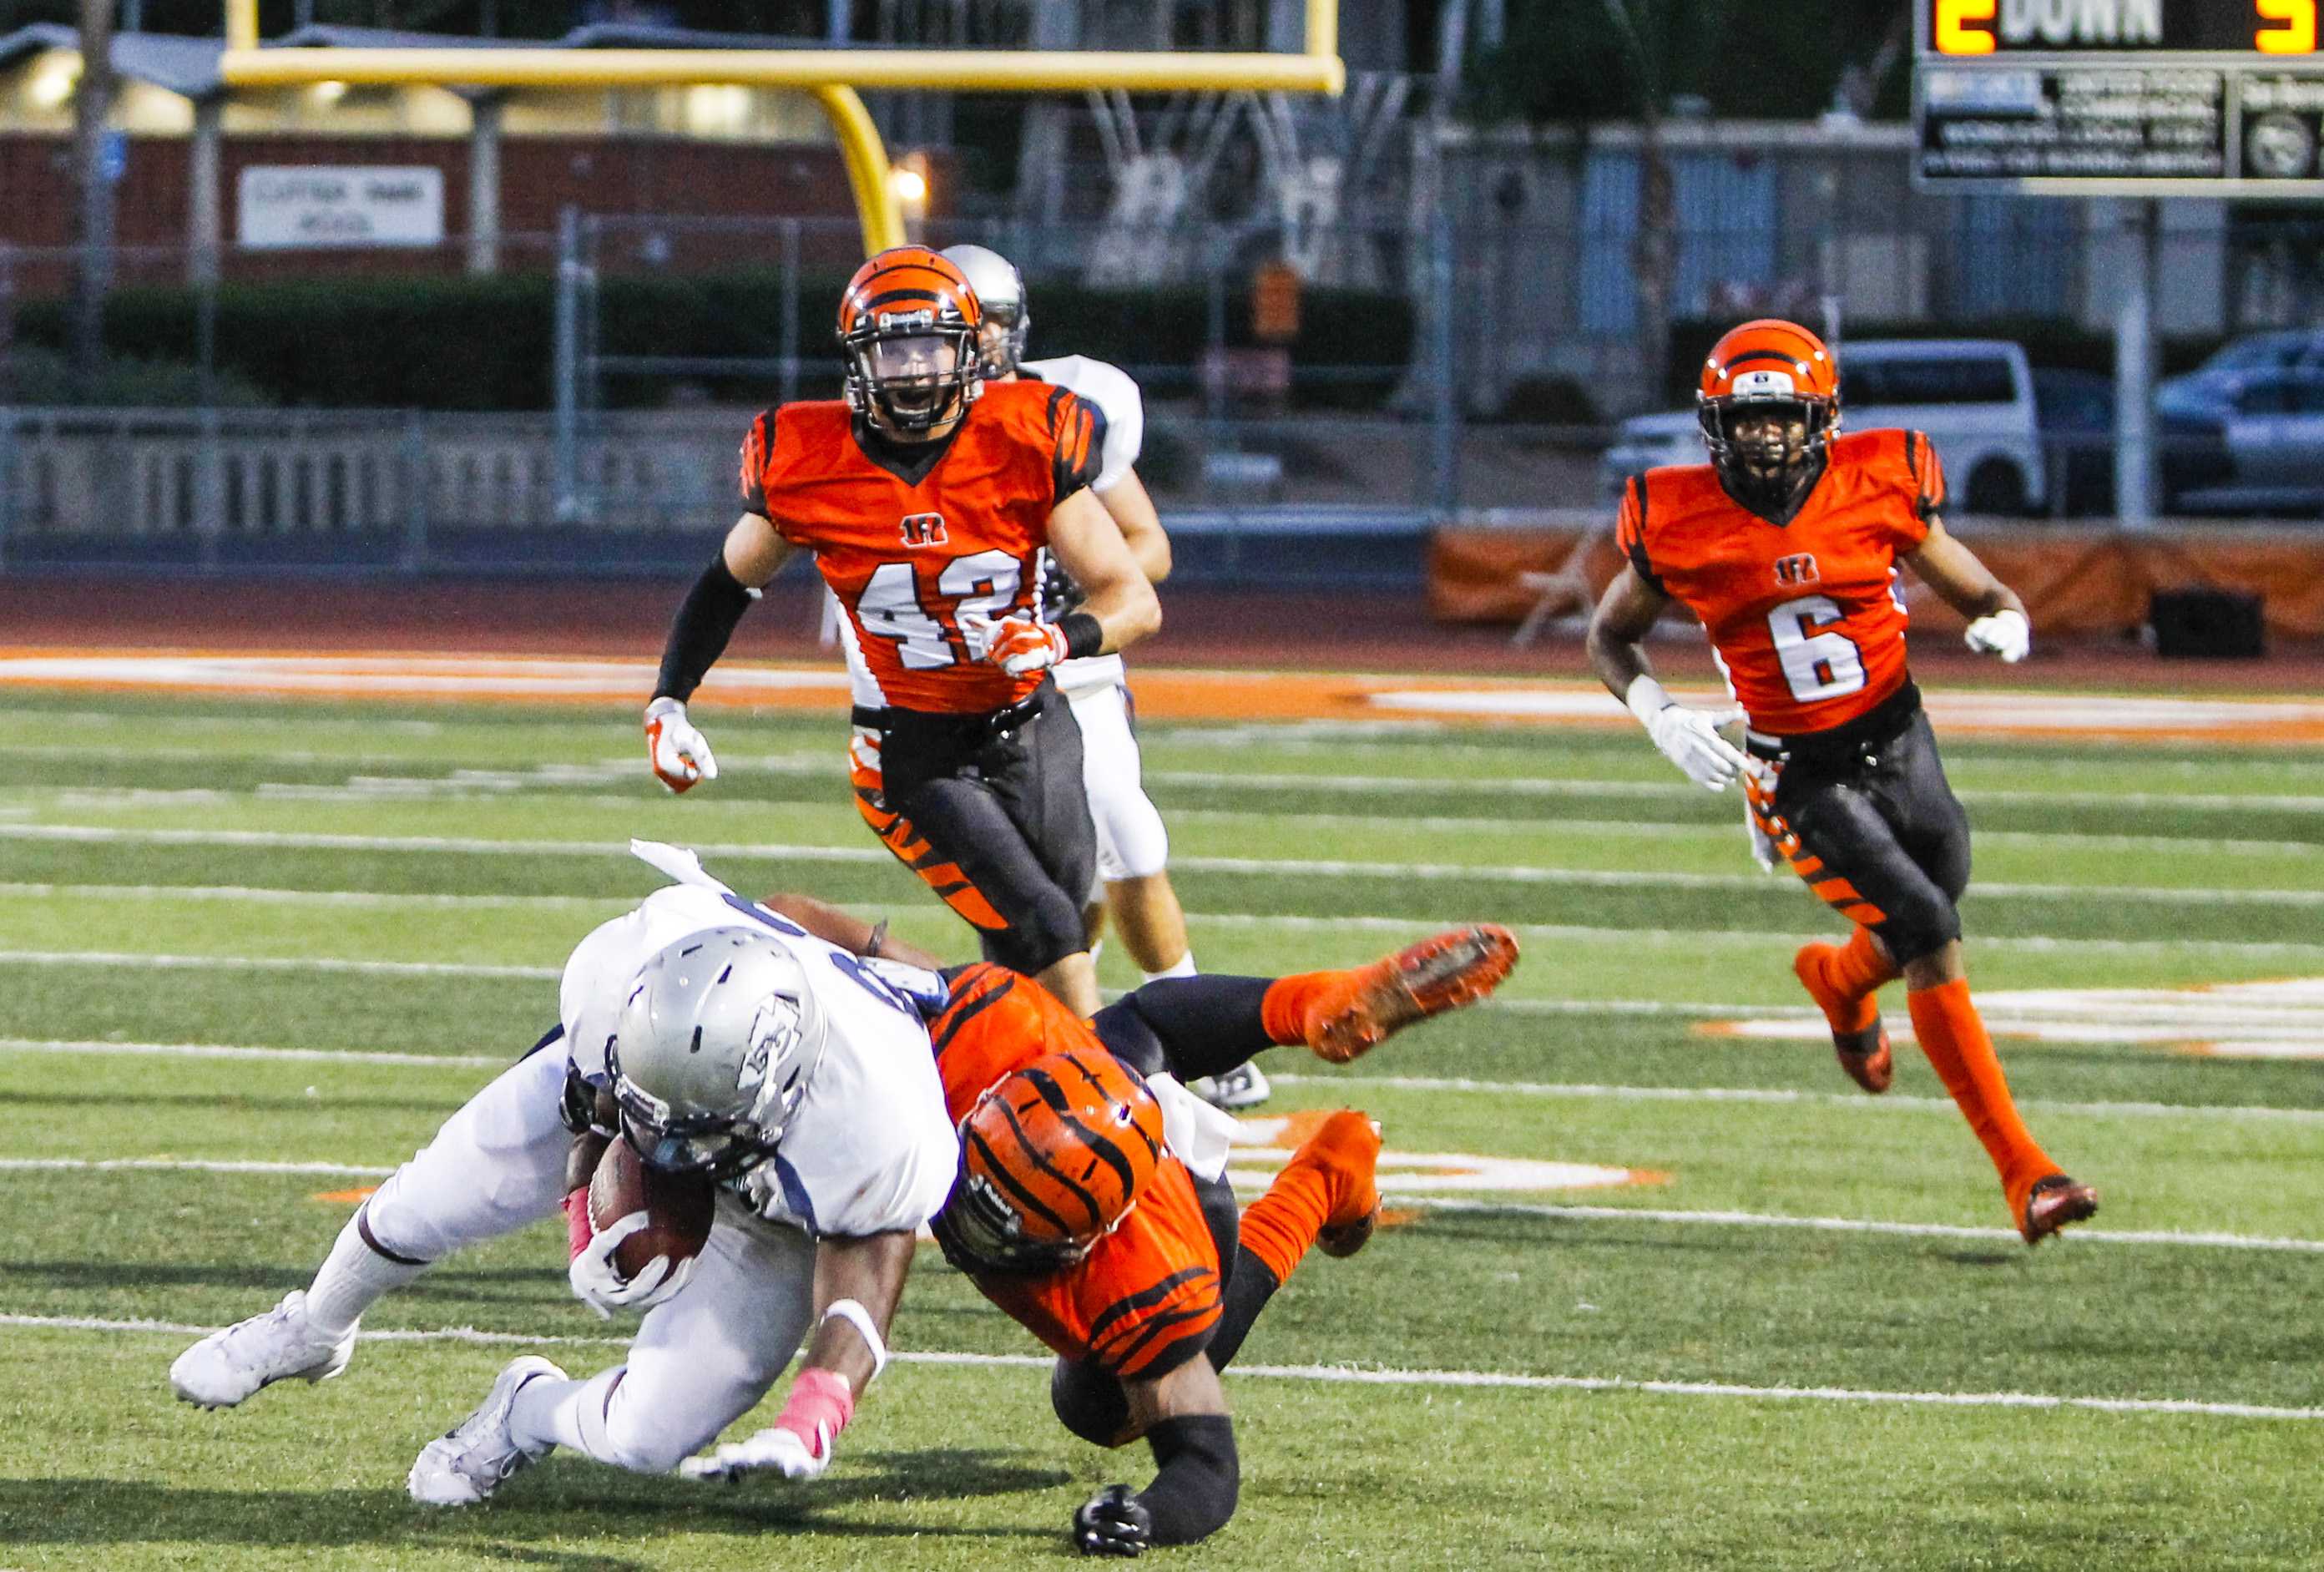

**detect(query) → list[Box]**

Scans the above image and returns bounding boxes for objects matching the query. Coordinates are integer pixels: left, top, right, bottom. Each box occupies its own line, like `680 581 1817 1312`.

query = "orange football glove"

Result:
644 697 719 794
960 611 1072 677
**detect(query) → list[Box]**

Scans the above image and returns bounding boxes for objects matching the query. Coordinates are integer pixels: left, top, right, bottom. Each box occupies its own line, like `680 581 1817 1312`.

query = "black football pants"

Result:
855 679 1098 976
1754 700 1972 969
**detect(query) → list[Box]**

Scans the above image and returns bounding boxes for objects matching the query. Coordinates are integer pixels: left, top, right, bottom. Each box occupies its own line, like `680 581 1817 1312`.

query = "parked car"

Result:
1599 339 2048 515
2157 329 2324 420
2173 372 2324 516
2029 368 2232 517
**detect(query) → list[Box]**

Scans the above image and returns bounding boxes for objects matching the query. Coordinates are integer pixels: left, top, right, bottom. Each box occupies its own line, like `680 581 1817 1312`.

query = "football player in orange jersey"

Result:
644 248 1160 1018
1584 319 2099 1247
690 889 1518 1554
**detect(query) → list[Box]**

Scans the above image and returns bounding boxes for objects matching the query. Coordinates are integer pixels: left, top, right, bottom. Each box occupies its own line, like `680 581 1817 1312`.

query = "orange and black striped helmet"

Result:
939 1049 1166 1274
1696 318 1841 471
836 246 984 434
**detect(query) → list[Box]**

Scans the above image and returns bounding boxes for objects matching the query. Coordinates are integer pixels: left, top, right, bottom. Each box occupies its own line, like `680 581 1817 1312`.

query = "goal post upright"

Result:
217 0 1344 256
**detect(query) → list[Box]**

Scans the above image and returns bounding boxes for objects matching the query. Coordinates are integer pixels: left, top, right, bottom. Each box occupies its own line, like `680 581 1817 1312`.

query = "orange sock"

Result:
1906 979 2054 1205
1259 972 1341 1047
1829 928 1897 1000
1235 1113 1378 1285
1803 928 1897 1034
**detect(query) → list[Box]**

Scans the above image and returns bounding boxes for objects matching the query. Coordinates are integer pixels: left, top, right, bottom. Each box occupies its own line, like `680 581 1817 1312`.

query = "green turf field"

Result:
0 691 2319 1569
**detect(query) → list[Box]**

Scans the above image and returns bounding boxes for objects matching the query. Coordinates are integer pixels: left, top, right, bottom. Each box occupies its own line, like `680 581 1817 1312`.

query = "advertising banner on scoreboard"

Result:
1912 0 2324 194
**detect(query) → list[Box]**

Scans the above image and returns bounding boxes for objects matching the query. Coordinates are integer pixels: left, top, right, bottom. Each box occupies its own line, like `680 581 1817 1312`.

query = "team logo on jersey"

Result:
899 512 949 548
1773 553 1820 587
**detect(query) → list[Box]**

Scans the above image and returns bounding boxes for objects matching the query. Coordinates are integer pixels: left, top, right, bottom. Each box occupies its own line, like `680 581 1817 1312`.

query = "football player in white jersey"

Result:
169 842 957 1503
940 244 1268 1112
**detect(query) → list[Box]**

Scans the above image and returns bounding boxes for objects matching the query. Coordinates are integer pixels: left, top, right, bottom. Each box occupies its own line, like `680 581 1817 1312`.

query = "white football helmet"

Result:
940 243 1029 377
607 928 826 1178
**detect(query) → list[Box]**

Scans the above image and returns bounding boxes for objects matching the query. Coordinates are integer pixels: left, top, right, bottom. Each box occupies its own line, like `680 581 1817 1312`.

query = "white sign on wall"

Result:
236 166 445 250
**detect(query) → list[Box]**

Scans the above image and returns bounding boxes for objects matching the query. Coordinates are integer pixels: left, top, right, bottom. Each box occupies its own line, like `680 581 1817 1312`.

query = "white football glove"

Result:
644 696 719 794
680 1367 853 1484
680 1424 828 1484
568 1211 696 1319
1625 676 1747 792
1963 608 2031 664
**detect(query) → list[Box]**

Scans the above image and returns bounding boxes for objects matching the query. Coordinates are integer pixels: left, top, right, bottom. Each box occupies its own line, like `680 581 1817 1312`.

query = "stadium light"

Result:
29 60 78 108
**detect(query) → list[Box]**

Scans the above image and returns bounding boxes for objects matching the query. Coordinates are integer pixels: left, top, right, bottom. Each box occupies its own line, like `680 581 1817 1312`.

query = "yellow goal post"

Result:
218 0 1343 255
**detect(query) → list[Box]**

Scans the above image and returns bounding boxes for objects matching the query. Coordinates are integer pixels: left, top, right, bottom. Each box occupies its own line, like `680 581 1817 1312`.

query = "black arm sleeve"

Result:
1091 976 1276 1083
1137 1413 1240 1547
653 550 757 703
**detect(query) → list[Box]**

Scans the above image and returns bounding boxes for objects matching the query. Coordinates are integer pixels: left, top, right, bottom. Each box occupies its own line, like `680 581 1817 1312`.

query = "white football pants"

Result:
359 1045 571 1262
361 1044 820 1475
1062 678 1170 892
515 1199 817 1474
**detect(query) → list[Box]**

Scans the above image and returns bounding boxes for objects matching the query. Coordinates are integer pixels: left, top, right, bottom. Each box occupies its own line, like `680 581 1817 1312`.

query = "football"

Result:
587 1140 717 1281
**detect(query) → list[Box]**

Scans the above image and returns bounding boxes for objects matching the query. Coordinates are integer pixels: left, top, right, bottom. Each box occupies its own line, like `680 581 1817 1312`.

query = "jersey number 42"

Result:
856 550 1023 670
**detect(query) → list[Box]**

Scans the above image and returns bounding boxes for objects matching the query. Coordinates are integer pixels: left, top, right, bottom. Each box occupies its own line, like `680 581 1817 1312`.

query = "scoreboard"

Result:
1928 2 2316 56
1915 0 2324 192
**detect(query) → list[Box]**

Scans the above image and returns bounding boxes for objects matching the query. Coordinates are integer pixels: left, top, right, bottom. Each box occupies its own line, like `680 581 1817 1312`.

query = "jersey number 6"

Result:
856 549 1023 670
1767 595 1867 704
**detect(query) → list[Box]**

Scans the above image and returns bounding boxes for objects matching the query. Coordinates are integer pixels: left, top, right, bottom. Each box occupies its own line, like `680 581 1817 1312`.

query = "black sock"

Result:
1205 1246 1281 1373
1093 976 1276 1082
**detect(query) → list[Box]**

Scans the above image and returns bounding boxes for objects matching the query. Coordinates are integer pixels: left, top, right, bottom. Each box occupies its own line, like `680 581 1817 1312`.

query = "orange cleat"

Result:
1793 942 1892 1094
2018 1174 2099 1247
1297 1112 1383 1259
1305 925 1519 1064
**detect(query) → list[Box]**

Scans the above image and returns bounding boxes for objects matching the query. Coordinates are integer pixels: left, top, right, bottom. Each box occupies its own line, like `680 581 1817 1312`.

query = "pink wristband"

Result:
563 1187 594 1261
774 1367 856 1458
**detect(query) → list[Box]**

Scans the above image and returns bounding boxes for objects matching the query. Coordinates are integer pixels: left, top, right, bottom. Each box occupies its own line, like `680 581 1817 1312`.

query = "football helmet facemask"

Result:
836 246 983 436
1697 318 1840 512
939 243 1030 379
607 928 826 1179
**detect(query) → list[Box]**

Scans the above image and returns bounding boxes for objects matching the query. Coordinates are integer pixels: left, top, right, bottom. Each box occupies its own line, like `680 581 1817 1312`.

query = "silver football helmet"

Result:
606 928 826 1178
940 243 1029 378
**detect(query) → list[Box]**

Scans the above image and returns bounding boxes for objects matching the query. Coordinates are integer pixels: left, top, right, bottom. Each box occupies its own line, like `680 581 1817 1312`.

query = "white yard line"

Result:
0 882 620 911
32 756 2324 816
2 1313 2313 1422
3 916 2321 978
0 1158 392 1177
1266 1071 2324 1125
1389 1195 2324 1256
1167 814 2323 859
4 818 2317 869
1144 766 2324 816
2 1152 2315 1255
0 1039 503 1068
5 1038 2302 1127
7 872 2316 915
0 823 892 862
1184 912 2324 959
0 950 558 979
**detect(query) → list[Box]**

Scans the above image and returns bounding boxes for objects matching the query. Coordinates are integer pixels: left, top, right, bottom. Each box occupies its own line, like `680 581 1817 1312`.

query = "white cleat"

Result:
1190 1062 1272 1112
169 1291 356 1410
407 1356 566 1507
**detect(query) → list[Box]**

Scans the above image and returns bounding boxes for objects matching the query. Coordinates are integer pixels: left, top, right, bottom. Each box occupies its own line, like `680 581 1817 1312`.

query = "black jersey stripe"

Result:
1088 1266 1213 1343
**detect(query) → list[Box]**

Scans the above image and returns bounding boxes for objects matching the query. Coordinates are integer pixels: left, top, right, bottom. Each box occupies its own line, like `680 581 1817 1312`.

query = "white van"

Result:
1598 339 2047 515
